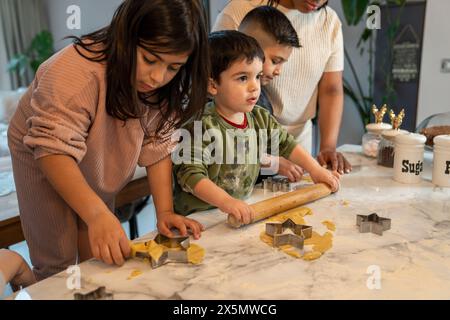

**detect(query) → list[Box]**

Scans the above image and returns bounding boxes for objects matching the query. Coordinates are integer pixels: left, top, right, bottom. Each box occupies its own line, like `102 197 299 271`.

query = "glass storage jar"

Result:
362 123 392 157
377 129 408 167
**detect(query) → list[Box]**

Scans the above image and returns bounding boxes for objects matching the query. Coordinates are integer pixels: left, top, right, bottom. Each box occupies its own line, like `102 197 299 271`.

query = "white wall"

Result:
42 0 122 50
210 0 229 26
417 0 450 124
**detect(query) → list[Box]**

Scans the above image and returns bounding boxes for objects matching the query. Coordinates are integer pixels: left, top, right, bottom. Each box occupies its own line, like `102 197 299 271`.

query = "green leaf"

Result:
7 55 28 73
7 30 54 80
357 28 373 48
341 0 371 25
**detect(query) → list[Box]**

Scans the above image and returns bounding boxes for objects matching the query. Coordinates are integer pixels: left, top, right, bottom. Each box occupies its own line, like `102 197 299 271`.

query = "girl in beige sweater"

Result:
7 0 209 280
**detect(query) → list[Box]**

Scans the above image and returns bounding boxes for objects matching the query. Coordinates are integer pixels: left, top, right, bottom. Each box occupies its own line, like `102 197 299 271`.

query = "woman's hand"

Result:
317 148 352 175
219 197 255 225
157 212 204 240
309 166 341 193
86 209 131 266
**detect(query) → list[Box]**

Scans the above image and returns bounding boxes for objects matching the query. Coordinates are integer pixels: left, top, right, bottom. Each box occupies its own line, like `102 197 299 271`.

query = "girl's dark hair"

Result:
209 31 265 83
69 0 210 138
240 6 301 48
266 0 328 10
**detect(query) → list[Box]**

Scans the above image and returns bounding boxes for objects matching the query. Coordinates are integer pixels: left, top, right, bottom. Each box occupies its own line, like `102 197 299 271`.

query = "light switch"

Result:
442 59 450 73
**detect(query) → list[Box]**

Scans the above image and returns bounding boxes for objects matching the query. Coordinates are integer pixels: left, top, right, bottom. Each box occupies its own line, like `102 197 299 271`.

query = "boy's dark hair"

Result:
68 0 210 139
208 30 265 82
240 6 300 48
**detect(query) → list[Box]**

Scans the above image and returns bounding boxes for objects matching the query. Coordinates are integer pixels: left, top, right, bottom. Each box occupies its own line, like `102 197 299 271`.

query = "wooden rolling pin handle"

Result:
227 183 332 228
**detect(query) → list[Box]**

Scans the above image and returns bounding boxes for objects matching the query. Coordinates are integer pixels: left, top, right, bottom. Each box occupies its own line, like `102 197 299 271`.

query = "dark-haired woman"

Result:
213 0 352 177
8 0 209 280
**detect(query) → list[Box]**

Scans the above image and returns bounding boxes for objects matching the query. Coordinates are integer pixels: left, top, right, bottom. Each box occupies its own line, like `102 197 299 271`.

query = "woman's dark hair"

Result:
266 0 328 10
69 0 210 138
240 6 301 48
209 31 265 83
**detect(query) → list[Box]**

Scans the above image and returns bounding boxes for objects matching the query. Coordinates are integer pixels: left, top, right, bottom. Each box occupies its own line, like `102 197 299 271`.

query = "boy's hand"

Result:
278 157 304 182
157 212 204 240
310 167 341 193
219 198 255 225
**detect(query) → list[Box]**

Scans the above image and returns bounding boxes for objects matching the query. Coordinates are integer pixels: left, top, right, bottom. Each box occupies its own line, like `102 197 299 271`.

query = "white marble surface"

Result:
8 145 450 300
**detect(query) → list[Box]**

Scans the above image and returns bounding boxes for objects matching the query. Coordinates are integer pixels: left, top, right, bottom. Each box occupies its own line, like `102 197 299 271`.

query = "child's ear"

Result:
207 78 218 96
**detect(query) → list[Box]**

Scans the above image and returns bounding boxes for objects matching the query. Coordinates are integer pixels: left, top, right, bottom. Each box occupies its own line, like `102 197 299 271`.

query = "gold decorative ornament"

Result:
389 109 405 130
371 104 388 124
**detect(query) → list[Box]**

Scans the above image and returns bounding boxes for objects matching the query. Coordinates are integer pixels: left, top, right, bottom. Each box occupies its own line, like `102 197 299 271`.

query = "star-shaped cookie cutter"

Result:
265 218 312 249
134 234 190 268
74 286 113 300
356 213 391 236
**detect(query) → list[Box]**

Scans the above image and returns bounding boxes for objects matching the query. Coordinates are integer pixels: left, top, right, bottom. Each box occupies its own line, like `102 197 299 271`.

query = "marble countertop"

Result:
9 145 450 299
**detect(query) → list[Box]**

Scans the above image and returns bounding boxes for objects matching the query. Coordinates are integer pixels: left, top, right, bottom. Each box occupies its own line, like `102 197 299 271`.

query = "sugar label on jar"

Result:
401 160 423 176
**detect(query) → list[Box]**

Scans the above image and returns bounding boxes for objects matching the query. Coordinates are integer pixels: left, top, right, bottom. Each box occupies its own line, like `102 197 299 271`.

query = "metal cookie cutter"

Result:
265 218 312 249
135 234 190 269
74 286 113 300
262 177 291 192
356 213 391 236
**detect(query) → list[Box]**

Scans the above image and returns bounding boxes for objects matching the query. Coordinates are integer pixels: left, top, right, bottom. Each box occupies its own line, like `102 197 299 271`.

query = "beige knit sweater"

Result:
9 44 175 203
7 44 175 279
212 0 344 151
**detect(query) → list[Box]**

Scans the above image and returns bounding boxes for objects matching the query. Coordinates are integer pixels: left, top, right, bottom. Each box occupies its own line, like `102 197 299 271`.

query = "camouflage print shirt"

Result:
173 101 297 215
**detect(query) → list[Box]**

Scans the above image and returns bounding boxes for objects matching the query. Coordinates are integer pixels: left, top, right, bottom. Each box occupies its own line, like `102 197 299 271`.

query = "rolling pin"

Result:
227 183 332 228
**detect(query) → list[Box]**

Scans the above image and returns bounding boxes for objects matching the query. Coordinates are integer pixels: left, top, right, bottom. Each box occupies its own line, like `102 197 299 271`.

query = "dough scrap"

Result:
322 220 336 231
187 244 205 264
146 240 165 261
127 269 143 280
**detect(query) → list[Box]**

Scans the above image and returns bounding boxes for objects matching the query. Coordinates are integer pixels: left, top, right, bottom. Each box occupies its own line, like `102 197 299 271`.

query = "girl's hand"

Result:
310 167 341 193
86 209 131 266
219 197 255 225
157 212 204 240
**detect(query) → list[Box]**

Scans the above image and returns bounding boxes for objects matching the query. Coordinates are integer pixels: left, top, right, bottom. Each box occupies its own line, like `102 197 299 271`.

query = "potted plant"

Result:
7 30 54 80
340 0 407 127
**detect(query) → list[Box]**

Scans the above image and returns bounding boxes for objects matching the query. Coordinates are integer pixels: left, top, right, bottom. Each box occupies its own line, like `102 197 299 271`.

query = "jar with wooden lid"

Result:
362 123 392 157
377 108 408 167
378 129 408 167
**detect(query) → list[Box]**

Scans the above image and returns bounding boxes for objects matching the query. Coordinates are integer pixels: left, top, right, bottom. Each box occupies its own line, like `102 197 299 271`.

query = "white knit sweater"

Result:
212 0 344 151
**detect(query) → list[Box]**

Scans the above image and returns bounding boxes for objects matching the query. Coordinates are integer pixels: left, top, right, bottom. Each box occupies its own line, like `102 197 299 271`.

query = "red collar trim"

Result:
220 114 248 129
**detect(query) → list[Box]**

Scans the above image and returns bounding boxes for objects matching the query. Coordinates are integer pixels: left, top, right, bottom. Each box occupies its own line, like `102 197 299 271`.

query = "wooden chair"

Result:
0 177 151 248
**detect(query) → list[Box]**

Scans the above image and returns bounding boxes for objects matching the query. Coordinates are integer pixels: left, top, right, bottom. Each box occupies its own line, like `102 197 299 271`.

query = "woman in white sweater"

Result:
213 0 352 175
